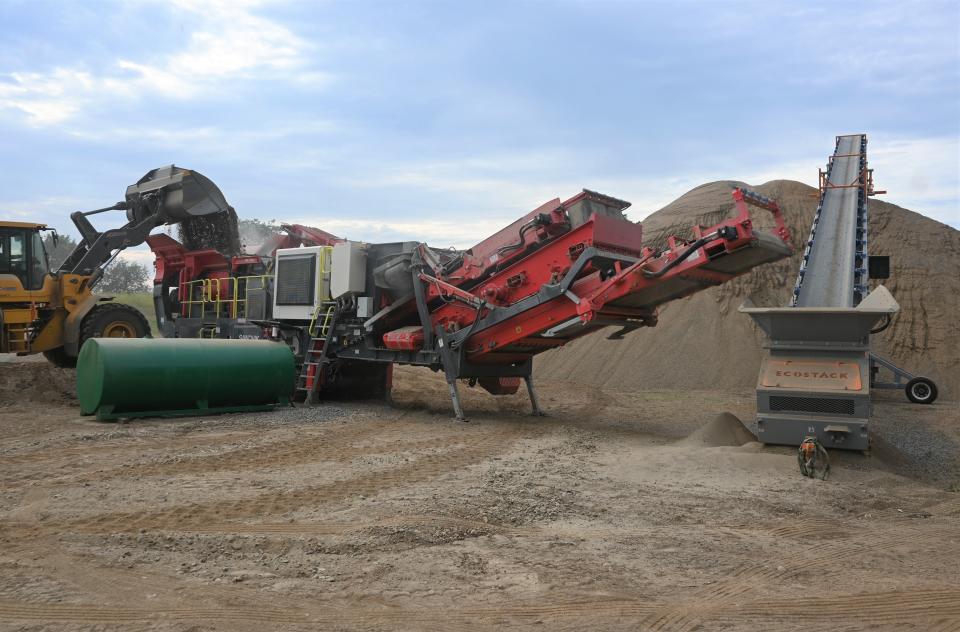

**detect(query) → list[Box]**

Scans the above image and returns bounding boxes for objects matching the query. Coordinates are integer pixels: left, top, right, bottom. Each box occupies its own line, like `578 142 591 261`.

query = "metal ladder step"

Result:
295 335 335 393
6 325 30 352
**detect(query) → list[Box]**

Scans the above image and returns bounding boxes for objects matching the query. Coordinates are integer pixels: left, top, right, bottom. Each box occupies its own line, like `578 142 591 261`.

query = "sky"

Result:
0 0 957 268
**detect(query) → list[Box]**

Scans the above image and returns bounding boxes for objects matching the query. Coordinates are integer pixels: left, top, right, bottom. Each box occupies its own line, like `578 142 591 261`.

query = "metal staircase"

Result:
295 302 339 404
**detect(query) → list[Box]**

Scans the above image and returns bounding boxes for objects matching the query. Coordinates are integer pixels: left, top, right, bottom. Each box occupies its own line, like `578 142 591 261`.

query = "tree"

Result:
42 232 78 271
97 259 151 293
43 234 149 292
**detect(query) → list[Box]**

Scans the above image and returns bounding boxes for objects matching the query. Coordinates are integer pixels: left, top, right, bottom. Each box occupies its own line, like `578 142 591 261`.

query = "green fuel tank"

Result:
76 338 295 421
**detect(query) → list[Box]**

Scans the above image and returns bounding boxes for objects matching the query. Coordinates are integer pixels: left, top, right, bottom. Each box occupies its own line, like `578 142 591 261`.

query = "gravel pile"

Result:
176 404 348 430
0 362 75 405
870 403 960 485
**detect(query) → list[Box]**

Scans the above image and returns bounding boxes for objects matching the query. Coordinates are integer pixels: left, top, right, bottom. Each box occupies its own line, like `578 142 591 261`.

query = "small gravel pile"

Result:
681 412 757 447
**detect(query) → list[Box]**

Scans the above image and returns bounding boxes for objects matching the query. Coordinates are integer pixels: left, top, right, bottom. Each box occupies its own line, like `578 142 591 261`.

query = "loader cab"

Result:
0 222 51 292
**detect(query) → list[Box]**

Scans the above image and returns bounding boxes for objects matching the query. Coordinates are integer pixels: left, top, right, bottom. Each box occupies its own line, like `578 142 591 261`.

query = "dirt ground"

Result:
1 362 959 631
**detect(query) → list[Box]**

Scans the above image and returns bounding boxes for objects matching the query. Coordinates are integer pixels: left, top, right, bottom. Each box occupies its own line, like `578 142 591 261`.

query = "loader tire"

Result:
43 346 77 368
79 304 151 351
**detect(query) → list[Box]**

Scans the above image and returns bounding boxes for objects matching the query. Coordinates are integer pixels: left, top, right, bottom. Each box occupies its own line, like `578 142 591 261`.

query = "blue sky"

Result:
1 0 957 266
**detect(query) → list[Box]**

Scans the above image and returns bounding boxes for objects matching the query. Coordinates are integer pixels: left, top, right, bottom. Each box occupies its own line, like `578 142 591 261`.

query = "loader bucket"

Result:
125 164 230 225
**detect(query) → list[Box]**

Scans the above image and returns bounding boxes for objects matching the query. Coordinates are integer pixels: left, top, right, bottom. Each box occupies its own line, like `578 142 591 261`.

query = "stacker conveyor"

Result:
794 134 869 308
742 134 937 451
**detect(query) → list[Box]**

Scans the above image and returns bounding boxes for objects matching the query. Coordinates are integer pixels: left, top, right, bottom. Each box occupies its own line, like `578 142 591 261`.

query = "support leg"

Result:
447 379 467 422
524 375 546 417
434 326 468 422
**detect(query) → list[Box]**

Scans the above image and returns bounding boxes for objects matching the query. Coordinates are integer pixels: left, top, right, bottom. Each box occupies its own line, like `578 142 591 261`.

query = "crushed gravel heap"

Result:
681 412 756 447
0 362 75 404
538 180 960 400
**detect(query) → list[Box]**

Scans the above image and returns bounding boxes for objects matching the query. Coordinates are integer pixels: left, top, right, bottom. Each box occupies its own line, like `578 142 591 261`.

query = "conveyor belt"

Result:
793 135 867 308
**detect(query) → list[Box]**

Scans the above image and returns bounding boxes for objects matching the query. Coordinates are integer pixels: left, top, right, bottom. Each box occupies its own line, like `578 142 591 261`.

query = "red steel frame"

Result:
414 189 791 364
147 188 792 385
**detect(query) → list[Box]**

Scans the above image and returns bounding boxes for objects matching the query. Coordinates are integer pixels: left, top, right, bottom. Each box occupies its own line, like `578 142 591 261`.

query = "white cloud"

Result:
867 135 959 225
0 69 95 125
64 119 336 151
0 1 322 127
0 195 100 223
284 215 510 250
116 246 156 267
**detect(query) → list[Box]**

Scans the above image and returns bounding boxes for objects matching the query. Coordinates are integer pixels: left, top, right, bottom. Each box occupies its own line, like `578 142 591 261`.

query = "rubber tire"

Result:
79 303 151 350
42 346 77 368
905 377 938 405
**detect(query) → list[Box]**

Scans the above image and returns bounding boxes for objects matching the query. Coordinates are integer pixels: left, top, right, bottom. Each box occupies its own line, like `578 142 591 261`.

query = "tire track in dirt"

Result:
762 518 855 539
1 588 955 629
1 534 660 630
70 423 466 483
52 422 537 535
0 430 269 486
1 427 263 464
0 601 315 625
183 514 499 535
0 596 661 627
1 546 195 613
2 416 455 488
924 495 960 517
641 521 960 632
719 588 960 625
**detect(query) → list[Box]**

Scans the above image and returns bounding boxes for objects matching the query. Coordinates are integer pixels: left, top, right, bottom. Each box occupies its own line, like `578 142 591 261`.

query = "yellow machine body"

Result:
0 221 141 362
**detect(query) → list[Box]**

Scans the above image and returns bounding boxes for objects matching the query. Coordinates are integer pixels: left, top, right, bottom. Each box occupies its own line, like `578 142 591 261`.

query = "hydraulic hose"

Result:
449 299 488 350
641 225 739 279
870 314 892 335
496 219 541 258
641 236 711 279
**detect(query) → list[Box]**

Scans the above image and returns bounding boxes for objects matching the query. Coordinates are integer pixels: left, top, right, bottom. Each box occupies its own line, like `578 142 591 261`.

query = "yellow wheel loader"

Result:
0 165 234 367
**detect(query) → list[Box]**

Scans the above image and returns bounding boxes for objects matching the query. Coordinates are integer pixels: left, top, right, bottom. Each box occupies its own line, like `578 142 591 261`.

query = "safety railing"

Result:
181 275 270 320
308 302 336 338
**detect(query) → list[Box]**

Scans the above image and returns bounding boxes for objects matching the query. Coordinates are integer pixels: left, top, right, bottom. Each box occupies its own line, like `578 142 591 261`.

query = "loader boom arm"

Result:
57 165 233 278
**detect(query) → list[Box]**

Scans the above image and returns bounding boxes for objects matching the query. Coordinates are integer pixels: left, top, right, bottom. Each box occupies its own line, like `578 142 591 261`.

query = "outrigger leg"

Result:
447 378 467 422
524 375 546 417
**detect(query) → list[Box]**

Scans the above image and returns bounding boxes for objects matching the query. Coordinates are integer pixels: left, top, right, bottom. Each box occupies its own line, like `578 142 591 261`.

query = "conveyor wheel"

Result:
905 376 938 405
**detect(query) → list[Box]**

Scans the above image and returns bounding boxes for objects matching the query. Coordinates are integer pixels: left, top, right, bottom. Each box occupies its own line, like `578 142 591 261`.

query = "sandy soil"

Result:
1 363 959 631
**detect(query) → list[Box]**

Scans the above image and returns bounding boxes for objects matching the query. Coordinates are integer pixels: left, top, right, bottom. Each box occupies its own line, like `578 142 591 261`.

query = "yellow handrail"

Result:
180 275 270 320
308 302 336 337
320 305 335 336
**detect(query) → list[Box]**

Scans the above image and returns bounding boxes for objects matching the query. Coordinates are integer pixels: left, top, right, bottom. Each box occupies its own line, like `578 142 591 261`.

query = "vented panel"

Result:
276 255 316 306
245 289 268 320
769 395 855 416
